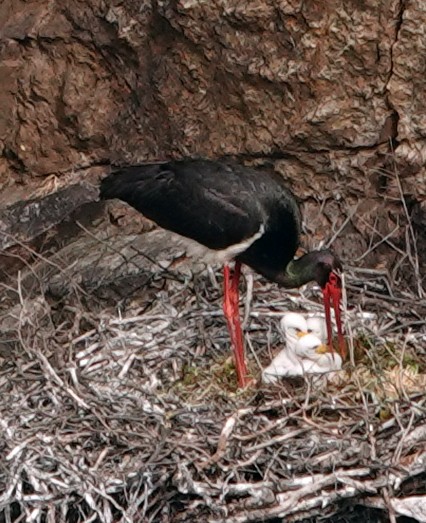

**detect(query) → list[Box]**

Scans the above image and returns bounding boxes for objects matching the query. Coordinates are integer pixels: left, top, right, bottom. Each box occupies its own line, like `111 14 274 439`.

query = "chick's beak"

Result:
315 343 330 355
296 330 308 338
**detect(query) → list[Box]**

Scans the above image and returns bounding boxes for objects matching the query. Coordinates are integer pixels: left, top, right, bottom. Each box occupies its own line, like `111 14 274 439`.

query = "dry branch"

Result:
0 219 424 522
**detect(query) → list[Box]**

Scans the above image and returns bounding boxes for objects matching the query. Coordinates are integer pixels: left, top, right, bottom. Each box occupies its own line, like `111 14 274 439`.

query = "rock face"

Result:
0 0 424 288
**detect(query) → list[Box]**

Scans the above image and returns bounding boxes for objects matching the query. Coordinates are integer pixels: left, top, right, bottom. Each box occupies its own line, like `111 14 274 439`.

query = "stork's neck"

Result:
275 252 323 289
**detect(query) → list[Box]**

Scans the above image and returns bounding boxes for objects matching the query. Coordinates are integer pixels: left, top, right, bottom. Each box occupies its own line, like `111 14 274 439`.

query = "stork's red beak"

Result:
322 272 346 359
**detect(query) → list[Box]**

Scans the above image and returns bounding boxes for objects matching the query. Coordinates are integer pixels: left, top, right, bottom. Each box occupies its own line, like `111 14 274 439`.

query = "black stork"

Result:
100 158 346 387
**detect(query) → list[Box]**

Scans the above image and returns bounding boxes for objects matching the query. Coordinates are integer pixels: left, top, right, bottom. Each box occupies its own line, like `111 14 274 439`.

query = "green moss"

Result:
170 356 255 402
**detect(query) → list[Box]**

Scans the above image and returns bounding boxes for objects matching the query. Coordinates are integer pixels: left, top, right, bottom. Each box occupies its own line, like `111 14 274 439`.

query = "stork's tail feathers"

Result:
100 168 135 201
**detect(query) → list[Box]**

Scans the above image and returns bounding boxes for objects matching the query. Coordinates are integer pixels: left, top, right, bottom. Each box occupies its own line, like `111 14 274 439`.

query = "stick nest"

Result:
0 229 425 523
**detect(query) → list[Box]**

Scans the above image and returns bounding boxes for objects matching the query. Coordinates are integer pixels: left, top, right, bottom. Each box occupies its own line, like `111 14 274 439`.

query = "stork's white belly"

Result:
170 224 265 265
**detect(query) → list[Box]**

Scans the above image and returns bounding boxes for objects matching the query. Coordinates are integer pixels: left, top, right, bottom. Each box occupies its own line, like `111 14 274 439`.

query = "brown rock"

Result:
0 0 424 291
388 0 426 165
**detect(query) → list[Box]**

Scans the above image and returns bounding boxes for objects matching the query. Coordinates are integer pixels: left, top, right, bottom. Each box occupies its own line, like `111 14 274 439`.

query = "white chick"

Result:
306 316 327 342
279 312 308 350
263 312 308 384
293 333 342 375
263 332 342 384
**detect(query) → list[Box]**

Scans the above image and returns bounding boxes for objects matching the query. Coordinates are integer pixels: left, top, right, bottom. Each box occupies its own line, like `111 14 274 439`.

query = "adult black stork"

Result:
100 158 346 387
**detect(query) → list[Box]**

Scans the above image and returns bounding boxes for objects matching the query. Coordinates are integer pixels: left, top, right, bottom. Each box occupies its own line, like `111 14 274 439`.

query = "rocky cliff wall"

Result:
0 0 424 288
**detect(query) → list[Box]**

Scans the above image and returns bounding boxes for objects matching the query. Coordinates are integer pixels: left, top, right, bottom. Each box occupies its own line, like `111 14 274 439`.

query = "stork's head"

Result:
310 250 342 289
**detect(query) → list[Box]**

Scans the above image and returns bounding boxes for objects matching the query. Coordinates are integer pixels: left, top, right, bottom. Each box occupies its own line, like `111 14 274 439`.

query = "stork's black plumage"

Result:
100 159 301 282
100 158 345 387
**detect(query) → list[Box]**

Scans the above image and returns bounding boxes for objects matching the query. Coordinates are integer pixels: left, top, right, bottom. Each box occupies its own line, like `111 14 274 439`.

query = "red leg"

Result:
223 262 248 387
330 284 346 359
322 286 334 353
230 262 246 380
323 274 347 359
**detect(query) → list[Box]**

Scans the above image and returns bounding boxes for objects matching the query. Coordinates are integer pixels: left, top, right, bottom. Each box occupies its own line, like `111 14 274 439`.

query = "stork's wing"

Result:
100 160 266 250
